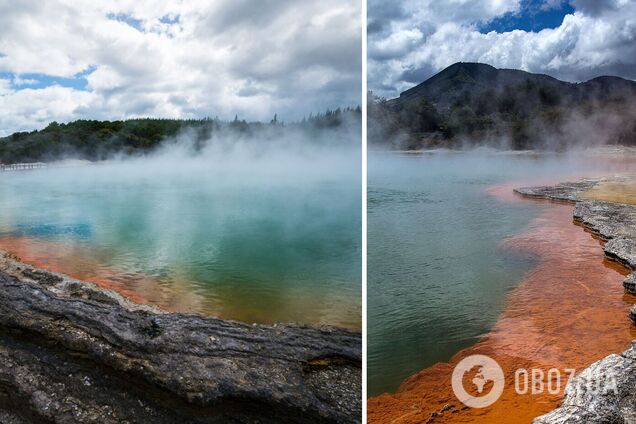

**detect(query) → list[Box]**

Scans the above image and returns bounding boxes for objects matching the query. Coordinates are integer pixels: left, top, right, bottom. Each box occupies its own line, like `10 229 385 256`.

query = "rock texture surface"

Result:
0 253 361 423
534 344 636 424
515 177 636 423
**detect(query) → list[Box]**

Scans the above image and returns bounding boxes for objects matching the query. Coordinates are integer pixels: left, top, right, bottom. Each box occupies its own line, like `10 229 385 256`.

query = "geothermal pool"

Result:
0 148 361 329
367 150 636 396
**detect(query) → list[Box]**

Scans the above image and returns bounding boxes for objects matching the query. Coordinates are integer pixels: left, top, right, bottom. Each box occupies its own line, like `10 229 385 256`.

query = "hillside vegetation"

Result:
0 107 360 164
369 62 636 150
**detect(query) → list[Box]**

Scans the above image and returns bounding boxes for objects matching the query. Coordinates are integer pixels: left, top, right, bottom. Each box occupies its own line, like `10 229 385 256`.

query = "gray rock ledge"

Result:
0 253 361 423
515 177 636 423
534 343 636 423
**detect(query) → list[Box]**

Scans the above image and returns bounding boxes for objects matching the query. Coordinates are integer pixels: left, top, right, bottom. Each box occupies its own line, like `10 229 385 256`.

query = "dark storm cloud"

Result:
570 0 620 16
367 0 407 35
199 0 298 31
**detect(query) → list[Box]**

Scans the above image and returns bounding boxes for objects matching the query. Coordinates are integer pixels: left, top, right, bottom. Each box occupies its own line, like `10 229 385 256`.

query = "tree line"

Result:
0 107 360 164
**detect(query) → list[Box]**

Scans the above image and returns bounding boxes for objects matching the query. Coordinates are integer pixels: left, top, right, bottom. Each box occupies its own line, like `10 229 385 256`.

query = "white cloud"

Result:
0 0 361 135
0 86 94 134
0 78 11 95
369 0 636 98
12 76 38 86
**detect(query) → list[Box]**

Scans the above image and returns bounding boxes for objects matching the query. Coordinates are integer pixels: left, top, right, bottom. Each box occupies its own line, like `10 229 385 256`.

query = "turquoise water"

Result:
367 151 630 396
0 146 361 328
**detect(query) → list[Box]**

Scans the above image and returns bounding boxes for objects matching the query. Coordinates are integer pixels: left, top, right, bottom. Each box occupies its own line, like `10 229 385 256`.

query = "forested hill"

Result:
369 62 636 150
0 107 360 164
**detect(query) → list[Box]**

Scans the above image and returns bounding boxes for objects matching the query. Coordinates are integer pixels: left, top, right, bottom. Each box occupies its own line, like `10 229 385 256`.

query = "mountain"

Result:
394 63 567 109
370 62 636 150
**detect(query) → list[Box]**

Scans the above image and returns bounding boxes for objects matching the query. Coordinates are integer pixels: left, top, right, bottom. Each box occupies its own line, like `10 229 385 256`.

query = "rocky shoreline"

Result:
0 253 361 423
515 176 636 423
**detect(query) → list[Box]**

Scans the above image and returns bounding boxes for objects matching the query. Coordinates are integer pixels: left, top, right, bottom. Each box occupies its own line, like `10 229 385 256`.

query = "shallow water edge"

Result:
368 178 636 423
0 250 362 423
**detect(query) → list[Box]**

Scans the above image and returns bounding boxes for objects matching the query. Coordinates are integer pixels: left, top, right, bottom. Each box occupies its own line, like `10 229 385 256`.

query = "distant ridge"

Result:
370 62 636 150
393 62 636 110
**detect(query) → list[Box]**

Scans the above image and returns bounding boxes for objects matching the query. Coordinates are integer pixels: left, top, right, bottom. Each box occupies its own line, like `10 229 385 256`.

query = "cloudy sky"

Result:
369 0 636 98
0 0 361 135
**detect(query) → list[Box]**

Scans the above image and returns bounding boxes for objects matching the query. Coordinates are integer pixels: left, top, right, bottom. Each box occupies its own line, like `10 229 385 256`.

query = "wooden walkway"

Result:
0 162 48 172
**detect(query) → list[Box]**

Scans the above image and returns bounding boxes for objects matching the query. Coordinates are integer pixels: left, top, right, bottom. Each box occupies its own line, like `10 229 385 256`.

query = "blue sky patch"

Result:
480 0 575 33
0 66 95 91
107 12 144 31
160 14 180 25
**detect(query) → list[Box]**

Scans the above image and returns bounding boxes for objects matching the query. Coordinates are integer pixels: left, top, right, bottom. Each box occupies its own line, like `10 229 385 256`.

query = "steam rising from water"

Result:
370 96 636 151
0 128 361 328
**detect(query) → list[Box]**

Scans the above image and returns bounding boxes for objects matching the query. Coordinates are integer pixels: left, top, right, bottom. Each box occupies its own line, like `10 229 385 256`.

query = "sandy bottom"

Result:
368 186 636 423
0 236 361 330
0 236 204 313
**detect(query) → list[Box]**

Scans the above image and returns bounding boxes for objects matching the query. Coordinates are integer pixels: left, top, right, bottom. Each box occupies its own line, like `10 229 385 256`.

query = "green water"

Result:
0 147 361 328
367 150 629 396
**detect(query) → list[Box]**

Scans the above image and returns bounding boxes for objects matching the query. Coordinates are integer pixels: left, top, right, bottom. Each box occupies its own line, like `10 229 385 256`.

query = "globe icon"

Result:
472 367 488 393
452 355 505 408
